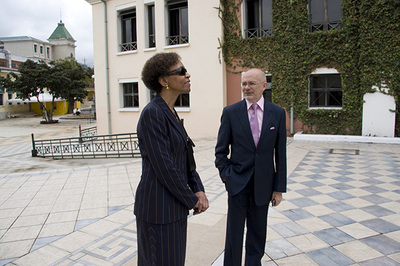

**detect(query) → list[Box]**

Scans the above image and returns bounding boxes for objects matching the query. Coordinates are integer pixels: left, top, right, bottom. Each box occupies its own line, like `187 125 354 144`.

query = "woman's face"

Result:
166 61 191 93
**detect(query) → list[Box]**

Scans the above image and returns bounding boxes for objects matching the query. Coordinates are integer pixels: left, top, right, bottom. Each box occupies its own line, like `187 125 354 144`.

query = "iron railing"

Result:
310 21 342 32
166 35 189 45
31 132 140 159
79 125 97 141
120 41 138 52
244 27 273 38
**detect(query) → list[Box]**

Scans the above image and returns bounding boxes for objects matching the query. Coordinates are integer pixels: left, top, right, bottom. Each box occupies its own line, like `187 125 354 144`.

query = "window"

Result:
309 0 342 32
46 47 50 58
120 9 137 52
34 44 38 53
263 75 272 102
166 0 189 45
309 74 342 107
150 91 190 107
174 93 190 107
40 45 44 54
244 0 273 38
145 3 156 48
123 82 139 107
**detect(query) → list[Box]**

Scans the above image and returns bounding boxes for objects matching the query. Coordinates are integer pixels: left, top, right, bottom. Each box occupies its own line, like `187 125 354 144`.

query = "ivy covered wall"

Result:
218 0 400 136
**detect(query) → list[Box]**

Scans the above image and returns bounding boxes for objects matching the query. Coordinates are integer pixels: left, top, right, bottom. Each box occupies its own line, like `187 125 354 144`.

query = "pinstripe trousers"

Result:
137 218 187 266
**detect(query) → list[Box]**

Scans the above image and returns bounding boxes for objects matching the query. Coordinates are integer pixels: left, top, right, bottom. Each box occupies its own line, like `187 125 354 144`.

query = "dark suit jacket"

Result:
215 98 287 206
134 94 205 224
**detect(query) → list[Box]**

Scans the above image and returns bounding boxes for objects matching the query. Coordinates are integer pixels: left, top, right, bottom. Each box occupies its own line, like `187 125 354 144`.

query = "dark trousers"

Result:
224 178 269 266
137 218 187 266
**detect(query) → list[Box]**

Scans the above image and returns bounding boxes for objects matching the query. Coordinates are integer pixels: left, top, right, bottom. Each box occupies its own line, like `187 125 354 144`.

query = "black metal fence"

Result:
79 125 97 140
31 132 141 159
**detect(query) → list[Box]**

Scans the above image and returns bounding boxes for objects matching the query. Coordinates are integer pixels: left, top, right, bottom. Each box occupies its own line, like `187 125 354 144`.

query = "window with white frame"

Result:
150 91 190 108
309 70 343 108
166 0 188 46
174 93 190 107
145 3 156 48
122 82 139 108
119 8 137 52
244 0 273 38
33 44 38 54
46 47 51 58
309 0 342 32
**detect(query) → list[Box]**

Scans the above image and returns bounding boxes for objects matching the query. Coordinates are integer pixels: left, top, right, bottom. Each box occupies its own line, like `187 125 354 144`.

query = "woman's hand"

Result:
193 191 209 215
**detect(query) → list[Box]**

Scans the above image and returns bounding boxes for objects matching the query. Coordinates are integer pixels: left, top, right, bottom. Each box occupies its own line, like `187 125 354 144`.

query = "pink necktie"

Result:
250 103 259 146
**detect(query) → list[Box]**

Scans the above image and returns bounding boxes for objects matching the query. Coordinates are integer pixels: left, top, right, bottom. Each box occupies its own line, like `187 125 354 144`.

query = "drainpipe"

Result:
102 0 112 134
290 94 294 135
290 104 294 135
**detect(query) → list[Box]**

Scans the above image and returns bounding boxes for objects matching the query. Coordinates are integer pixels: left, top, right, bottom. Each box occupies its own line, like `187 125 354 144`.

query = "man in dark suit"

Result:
215 68 287 266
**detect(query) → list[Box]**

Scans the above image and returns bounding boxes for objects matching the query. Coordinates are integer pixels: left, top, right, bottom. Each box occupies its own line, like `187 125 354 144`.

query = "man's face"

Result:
241 69 267 103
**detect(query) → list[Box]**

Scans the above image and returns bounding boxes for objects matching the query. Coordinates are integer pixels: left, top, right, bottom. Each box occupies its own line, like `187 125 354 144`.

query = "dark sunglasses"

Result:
166 67 187 76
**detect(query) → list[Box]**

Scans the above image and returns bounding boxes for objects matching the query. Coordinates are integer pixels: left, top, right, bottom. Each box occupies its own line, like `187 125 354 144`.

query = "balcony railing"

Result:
310 21 342 32
244 27 273 38
166 35 189 45
120 41 138 52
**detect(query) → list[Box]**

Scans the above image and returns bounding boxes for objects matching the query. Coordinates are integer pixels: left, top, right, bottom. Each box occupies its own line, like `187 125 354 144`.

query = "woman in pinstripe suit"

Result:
134 52 209 266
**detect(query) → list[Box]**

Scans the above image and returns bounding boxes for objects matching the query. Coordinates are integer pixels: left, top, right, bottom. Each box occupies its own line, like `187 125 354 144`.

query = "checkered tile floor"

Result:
1 117 399 266
263 147 400 265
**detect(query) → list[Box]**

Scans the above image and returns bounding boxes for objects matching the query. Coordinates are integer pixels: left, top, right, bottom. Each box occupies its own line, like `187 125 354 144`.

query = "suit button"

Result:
255 153 258 156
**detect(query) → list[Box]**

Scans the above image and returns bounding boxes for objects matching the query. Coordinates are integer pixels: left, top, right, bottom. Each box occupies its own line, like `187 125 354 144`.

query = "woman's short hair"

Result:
141 52 181 93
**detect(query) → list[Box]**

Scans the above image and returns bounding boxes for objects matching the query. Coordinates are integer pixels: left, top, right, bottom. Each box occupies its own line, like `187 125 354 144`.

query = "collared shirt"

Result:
246 97 264 138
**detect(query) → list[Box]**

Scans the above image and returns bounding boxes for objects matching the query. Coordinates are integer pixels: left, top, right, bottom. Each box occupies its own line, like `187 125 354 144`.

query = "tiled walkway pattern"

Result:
263 146 400 265
0 117 399 265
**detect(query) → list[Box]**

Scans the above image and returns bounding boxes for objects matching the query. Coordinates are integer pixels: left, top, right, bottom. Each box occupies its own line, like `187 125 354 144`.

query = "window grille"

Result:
309 74 343 107
123 83 139 107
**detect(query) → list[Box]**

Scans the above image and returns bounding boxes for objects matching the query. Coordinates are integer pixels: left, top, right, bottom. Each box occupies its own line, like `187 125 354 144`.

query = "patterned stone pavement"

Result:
0 116 399 265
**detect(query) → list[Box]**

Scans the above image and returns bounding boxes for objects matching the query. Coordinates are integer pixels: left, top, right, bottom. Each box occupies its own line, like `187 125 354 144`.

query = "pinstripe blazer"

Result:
134 94 205 224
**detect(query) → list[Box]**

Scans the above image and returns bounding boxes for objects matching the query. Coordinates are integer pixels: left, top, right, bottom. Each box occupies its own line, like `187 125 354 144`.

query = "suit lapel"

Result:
237 99 256 148
259 100 272 145
153 94 187 142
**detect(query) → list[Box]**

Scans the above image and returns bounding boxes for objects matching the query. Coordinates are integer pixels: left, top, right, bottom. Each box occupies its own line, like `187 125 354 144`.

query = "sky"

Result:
0 0 94 67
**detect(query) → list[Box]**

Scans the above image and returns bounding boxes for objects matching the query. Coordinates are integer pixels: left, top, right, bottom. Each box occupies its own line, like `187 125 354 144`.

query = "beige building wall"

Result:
51 41 75 60
1 38 52 63
88 0 226 139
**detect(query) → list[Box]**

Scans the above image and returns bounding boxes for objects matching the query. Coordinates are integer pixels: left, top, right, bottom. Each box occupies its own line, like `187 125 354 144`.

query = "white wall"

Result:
362 87 396 137
89 0 225 139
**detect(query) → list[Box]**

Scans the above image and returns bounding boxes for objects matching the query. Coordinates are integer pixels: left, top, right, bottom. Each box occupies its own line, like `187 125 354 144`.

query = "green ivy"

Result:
218 0 400 136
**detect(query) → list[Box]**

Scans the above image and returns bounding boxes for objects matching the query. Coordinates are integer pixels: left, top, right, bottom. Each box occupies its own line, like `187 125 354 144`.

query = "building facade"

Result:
0 21 77 119
87 0 398 138
86 0 225 139
219 0 398 137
